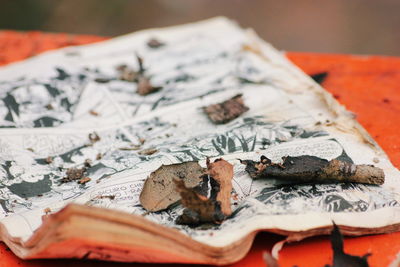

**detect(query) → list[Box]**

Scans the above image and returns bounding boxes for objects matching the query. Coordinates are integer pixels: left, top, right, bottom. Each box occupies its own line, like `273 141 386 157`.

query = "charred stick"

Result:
241 155 384 185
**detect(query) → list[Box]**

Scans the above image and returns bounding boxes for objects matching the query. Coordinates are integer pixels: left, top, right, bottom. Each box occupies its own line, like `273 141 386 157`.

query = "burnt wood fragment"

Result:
329 223 371 267
310 71 328 84
241 155 384 185
175 158 233 225
139 162 205 212
203 94 249 124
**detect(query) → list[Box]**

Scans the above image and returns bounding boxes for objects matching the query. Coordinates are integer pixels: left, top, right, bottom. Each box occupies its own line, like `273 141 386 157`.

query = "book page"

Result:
0 17 399 249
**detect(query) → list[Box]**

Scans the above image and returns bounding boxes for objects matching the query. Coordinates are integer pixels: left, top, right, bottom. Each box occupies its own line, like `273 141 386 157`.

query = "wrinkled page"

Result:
0 17 400 248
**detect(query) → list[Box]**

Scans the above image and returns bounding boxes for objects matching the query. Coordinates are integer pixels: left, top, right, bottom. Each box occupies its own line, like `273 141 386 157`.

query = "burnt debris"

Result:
88 132 100 143
89 110 99 116
136 76 162 96
175 158 233 225
203 94 249 124
116 54 162 95
328 223 371 267
241 155 384 185
116 64 139 82
261 223 371 267
78 177 91 185
45 156 53 164
139 161 205 212
147 38 165 49
137 148 158 156
174 178 225 225
60 167 87 183
139 158 234 226
310 71 329 84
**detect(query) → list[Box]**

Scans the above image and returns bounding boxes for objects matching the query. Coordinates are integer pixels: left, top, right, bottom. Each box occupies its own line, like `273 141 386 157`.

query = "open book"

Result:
0 18 399 265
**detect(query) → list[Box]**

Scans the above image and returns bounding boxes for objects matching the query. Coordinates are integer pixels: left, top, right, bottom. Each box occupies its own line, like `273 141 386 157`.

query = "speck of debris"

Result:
97 195 116 200
139 138 146 144
78 177 91 184
232 193 239 201
333 94 341 100
89 132 100 143
138 148 158 155
373 157 380 164
383 98 391 104
137 76 162 96
27 148 34 152
325 119 335 126
84 159 92 168
119 145 141 151
310 71 328 84
116 64 139 82
65 51 80 57
94 77 111 83
44 207 51 214
116 64 128 72
45 156 53 164
89 110 99 116
60 167 87 183
45 104 54 110
37 194 43 197
315 121 322 126
147 38 165 49
203 94 249 124
96 153 102 160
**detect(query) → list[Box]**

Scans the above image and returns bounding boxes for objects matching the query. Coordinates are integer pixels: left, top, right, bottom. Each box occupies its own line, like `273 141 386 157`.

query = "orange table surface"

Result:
0 31 399 267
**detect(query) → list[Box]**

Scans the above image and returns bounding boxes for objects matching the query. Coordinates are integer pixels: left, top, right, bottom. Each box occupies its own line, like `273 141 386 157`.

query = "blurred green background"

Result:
0 0 399 56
